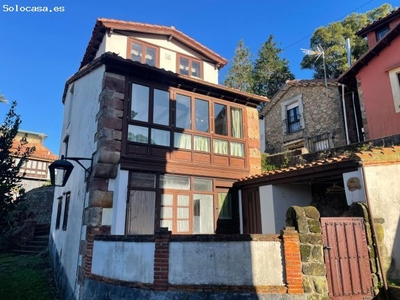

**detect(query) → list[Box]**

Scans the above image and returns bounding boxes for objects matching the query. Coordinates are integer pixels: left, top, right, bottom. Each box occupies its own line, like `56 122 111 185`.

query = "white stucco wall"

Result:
363 164 400 278
259 184 312 234
169 241 284 285
92 241 155 283
50 65 105 298
95 32 219 83
108 167 129 235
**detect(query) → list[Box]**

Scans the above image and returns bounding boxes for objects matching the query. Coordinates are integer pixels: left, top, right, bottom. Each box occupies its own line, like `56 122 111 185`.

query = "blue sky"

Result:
0 0 396 154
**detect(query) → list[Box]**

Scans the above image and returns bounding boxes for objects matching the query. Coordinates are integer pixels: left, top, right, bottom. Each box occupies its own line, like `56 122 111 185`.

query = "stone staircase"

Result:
13 223 50 254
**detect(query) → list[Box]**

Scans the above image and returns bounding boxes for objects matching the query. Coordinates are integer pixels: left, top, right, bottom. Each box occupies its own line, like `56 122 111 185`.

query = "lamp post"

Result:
48 155 92 186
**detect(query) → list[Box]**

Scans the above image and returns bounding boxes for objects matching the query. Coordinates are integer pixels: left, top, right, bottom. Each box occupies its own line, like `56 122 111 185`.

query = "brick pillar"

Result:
282 227 303 294
153 228 171 291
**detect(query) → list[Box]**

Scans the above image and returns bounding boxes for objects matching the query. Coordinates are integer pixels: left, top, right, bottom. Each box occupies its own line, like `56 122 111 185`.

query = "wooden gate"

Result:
241 188 261 234
321 217 372 300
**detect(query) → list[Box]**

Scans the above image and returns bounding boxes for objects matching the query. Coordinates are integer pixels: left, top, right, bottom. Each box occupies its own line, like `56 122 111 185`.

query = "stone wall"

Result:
286 206 328 300
264 84 346 154
25 185 54 224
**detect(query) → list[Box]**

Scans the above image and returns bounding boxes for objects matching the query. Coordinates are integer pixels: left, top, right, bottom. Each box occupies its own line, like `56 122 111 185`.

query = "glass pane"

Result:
218 192 232 219
128 125 148 144
214 104 227 135
179 57 189 75
193 194 214 234
176 94 191 129
177 195 189 206
174 133 191 150
151 129 170 147
194 136 210 152
131 42 142 62
131 84 149 122
153 89 169 125
160 220 172 230
231 107 243 138
177 220 189 232
213 139 228 155
161 207 173 219
191 61 201 78
195 99 209 132
193 178 213 191
160 174 190 190
161 194 173 206
178 207 189 218
230 141 244 157
146 47 156 66
130 172 156 188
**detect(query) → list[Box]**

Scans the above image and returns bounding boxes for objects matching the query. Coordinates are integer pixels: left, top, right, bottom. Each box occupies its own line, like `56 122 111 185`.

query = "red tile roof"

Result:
80 18 228 69
11 140 58 161
236 146 400 185
357 7 400 37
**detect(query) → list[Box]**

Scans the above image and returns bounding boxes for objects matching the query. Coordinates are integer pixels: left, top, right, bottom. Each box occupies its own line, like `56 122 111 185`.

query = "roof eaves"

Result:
357 8 400 37
338 22 400 85
80 18 227 70
66 52 269 106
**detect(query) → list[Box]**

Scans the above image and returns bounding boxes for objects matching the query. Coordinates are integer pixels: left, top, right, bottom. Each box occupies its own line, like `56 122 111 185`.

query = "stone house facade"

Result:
47 18 314 300
261 80 348 155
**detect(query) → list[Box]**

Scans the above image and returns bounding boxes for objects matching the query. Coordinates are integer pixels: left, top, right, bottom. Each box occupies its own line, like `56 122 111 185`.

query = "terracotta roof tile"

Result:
357 8 400 37
11 140 57 161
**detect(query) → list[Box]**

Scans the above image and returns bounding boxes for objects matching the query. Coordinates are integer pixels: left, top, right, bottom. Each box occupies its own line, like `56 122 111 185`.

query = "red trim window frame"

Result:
127 38 160 67
176 54 203 79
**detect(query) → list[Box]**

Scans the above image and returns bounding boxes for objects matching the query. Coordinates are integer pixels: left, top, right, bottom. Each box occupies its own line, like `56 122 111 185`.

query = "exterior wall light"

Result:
48 155 92 187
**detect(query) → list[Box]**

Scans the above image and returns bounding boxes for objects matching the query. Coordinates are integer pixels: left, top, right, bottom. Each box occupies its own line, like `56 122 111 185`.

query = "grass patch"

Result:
0 253 59 300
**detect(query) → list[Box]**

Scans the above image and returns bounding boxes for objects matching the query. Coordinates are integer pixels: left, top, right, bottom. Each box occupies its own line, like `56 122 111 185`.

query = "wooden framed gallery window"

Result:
176 54 203 79
126 82 247 159
127 38 159 67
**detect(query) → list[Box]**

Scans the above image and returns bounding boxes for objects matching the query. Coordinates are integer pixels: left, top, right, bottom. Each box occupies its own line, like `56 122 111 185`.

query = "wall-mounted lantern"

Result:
48 155 92 187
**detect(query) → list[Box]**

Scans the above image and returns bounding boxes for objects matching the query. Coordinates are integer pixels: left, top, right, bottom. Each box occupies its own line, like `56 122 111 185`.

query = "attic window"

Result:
177 54 202 79
376 26 390 41
128 38 159 67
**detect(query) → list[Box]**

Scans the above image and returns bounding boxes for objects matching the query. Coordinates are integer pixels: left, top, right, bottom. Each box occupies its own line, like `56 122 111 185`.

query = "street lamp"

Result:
48 155 92 186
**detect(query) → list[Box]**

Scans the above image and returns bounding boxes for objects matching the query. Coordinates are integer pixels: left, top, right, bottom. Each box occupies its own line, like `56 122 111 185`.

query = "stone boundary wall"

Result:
286 206 328 300
85 230 304 298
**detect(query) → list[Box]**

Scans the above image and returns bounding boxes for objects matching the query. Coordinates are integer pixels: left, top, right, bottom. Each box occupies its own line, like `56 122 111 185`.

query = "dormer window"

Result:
128 38 159 67
177 54 202 79
376 26 390 41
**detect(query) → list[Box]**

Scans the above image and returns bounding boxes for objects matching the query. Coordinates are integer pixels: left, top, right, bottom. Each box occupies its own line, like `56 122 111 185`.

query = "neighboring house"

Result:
235 137 400 284
339 8 400 140
50 19 280 300
261 80 351 154
12 130 57 192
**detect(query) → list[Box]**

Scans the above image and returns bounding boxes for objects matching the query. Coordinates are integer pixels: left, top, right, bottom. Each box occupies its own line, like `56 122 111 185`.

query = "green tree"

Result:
224 39 253 93
301 3 393 79
252 35 294 99
0 100 35 243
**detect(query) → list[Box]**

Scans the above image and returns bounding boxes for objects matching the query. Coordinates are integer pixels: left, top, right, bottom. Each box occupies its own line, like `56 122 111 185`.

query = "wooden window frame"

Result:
176 54 203 79
172 89 246 158
127 38 160 67
62 192 70 231
55 196 63 230
375 25 390 42
123 81 248 166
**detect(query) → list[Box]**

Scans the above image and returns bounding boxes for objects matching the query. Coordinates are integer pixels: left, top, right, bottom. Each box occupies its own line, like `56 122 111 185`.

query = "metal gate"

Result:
321 217 373 300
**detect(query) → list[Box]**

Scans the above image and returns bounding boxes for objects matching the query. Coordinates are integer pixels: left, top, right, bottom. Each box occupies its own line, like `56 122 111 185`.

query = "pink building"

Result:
339 8 400 140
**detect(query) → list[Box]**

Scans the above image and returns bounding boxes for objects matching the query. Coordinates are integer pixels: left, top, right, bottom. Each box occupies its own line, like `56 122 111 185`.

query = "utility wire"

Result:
283 0 376 50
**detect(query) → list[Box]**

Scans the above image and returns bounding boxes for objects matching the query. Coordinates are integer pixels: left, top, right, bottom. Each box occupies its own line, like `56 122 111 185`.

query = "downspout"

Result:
341 84 350 145
360 165 389 299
